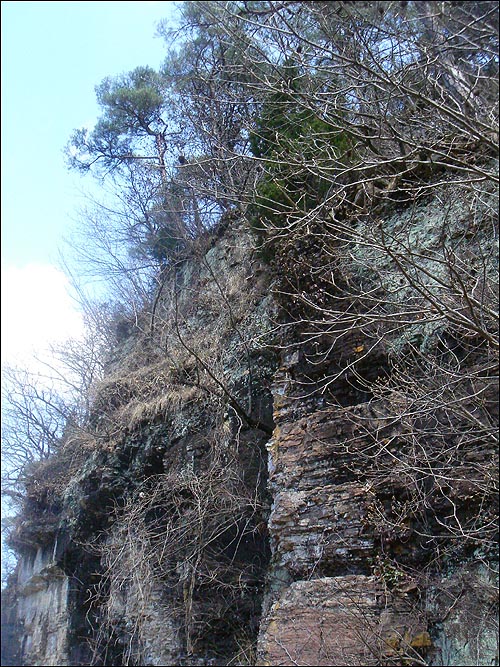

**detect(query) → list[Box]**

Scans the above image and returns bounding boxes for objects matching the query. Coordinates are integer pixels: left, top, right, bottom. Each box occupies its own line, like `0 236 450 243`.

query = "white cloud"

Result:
1 264 84 369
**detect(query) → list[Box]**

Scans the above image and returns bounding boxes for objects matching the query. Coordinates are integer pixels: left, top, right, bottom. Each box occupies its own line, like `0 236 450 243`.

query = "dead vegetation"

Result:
85 421 270 665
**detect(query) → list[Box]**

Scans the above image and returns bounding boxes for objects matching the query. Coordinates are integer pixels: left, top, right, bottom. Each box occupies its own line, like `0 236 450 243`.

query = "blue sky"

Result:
1 1 179 364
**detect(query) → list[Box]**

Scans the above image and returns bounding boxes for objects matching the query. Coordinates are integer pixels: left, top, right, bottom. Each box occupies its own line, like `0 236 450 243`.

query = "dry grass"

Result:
119 385 203 432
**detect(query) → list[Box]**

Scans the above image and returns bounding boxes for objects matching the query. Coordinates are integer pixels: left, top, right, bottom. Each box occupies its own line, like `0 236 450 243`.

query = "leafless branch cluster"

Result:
161 1 496 224
85 423 268 665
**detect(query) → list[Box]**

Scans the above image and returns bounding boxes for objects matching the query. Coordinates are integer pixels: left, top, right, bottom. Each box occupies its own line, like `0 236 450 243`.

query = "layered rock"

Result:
256 180 499 666
2 185 498 665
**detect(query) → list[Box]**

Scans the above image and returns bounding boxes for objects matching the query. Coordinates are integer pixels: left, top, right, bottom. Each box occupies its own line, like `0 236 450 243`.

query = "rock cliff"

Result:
2 181 498 666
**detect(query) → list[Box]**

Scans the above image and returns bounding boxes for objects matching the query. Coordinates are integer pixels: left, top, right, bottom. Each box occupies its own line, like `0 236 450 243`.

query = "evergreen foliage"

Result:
67 65 168 175
249 59 352 233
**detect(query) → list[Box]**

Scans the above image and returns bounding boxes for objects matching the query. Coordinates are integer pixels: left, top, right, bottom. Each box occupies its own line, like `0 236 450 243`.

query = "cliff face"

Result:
257 180 499 665
11 545 69 666
258 369 498 666
3 182 498 666
5 218 277 667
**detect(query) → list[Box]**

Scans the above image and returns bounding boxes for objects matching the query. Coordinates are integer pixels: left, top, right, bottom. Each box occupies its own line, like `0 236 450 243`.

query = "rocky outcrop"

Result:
4 218 277 666
2 185 498 666
255 180 499 666
257 378 498 665
257 374 432 665
13 544 70 666
257 576 430 666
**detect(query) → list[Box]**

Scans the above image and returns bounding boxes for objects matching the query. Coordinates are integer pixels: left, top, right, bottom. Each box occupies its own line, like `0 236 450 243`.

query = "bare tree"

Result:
1 366 67 490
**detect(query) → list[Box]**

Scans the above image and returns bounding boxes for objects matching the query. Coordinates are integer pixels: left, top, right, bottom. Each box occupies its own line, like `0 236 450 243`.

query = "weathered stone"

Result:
257 576 428 666
15 545 70 666
2 179 497 666
266 404 394 579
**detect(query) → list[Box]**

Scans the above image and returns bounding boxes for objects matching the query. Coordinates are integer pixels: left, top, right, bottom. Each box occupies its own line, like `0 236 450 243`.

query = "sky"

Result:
1 0 179 366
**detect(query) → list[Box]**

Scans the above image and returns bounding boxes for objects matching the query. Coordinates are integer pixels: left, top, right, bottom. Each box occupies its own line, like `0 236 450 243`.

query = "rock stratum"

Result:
2 179 498 666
